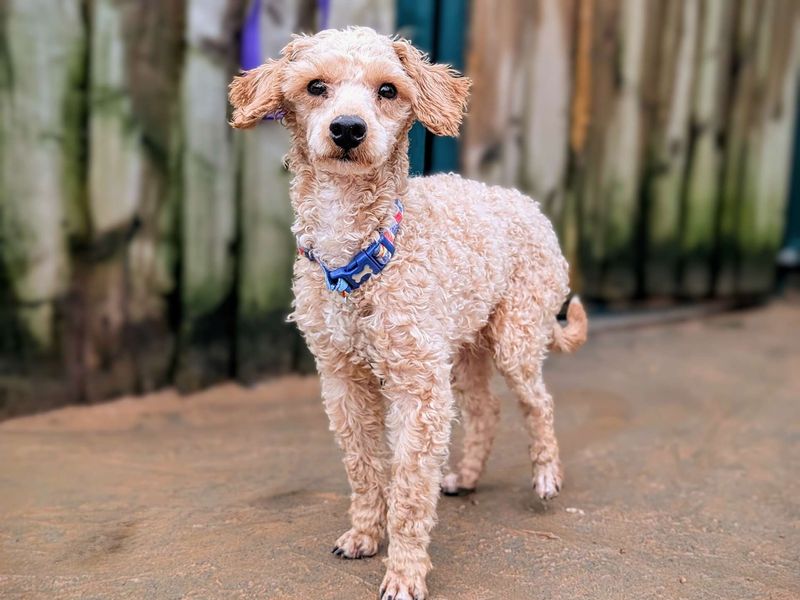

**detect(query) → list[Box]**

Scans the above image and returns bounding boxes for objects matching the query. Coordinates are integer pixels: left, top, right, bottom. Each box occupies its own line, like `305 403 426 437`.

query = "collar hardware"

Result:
298 199 404 298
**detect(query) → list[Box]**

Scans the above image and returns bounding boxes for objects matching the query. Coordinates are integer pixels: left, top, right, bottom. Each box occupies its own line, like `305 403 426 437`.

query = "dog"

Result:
229 26 587 600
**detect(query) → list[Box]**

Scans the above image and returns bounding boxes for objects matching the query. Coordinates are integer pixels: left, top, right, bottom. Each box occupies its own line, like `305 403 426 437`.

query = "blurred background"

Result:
1 0 799 418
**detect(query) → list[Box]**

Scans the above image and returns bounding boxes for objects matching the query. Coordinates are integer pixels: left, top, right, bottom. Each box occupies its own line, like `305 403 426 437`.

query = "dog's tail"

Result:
550 296 588 353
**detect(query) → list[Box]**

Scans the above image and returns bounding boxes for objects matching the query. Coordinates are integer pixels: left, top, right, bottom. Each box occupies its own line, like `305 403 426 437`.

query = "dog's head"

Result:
229 27 471 175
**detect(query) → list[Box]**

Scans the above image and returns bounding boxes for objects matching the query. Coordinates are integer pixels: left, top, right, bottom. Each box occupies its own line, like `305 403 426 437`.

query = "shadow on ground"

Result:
1 302 798 599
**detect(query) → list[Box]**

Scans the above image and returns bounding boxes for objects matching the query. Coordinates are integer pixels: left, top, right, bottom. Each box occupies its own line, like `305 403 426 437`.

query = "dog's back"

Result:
403 172 571 332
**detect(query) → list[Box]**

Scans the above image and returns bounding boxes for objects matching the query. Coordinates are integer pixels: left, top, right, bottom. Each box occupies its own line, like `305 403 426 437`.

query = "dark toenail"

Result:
332 546 338 553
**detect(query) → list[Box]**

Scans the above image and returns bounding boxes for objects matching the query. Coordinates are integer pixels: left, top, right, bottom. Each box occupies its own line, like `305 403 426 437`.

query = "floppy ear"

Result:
393 39 471 137
229 59 284 129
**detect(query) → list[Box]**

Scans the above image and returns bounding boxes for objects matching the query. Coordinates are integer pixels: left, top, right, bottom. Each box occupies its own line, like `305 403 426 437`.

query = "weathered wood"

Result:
678 0 735 298
715 0 762 296
0 0 85 350
176 0 240 390
577 0 648 300
462 0 575 261
328 0 394 32
736 0 800 294
2 0 799 417
642 0 700 297
462 0 532 185
235 0 302 382
78 0 184 401
0 0 86 415
562 0 594 285
519 0 574 230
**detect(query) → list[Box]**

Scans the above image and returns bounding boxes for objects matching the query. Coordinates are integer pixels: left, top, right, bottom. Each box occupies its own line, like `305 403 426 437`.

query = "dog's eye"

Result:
378 83 397 99
307 79 327 96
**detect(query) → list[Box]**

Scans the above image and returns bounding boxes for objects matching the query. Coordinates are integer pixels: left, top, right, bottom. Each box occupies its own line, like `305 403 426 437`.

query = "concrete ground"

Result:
1 302 798 600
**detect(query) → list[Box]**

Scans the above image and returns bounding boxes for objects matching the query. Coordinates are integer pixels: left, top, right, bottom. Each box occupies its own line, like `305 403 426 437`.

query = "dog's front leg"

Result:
380 357 453 600
321 364 388 559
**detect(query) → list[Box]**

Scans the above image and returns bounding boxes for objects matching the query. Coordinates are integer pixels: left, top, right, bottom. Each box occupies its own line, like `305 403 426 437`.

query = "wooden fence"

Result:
463 0 800 301
1 0 798 415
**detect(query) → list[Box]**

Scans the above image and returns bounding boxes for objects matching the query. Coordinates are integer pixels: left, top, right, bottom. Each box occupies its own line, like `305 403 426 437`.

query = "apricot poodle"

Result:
229 26 587 600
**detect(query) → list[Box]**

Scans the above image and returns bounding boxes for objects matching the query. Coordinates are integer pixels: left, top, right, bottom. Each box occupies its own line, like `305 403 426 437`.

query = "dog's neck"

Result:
289 139 410 267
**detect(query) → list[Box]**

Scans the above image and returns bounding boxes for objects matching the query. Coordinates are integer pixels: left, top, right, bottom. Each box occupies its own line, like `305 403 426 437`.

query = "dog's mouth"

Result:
320 149 361 163
317 149 373 172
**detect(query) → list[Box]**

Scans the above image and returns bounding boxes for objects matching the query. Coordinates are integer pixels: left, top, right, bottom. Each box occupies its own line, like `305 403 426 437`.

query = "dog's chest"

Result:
292 274 380 365
310 291 381 368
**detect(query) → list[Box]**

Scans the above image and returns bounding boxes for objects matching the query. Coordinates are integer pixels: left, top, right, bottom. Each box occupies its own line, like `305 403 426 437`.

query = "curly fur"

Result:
228 26 587 600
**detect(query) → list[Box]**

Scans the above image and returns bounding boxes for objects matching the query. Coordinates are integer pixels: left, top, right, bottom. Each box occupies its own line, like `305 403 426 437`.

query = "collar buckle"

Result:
298 199 403 297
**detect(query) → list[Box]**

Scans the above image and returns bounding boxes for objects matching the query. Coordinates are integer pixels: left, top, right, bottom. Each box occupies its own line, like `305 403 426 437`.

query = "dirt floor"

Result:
1 302 798 600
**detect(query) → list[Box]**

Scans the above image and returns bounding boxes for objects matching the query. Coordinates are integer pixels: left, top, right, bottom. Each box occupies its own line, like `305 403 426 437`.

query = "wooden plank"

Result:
78 0 184 401
329 0 394 32
598 0 648 300
0 0 86 413
235 0 304 382
177 0 240 390
519 0 574 232
88 0 143 237
642 0 700 298
727 0 774 295
678 0 736 298
461 0 532 185
561 0 594 288
577 0 648 300
0 0 84 351
736 0 800 294
714 0 761 296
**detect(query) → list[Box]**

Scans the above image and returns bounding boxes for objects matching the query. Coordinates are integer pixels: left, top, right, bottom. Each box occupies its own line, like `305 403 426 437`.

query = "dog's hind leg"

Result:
442 338 500 496
321 362 388 559
489 298 563 500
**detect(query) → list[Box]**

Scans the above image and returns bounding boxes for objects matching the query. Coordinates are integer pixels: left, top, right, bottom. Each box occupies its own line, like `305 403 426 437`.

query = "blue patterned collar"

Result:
298 199 404 298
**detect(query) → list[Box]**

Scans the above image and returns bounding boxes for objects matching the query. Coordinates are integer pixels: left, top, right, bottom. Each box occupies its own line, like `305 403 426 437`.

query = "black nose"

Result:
329 115 367 150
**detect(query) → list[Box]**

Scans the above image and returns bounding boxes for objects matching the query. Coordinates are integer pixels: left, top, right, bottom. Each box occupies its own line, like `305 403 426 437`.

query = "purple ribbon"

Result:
240 0 330 121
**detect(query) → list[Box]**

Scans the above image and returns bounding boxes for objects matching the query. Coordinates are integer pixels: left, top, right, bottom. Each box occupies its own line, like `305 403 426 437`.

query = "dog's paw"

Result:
379 569 427 600
331 528 379 559
532 460 562 500
441 472 475 497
